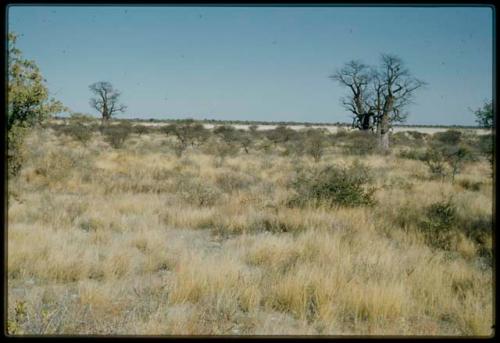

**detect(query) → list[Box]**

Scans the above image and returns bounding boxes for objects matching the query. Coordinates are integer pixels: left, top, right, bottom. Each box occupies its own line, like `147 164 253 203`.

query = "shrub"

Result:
7 124 29 177
177 178 222 207
289 161 375 208
391 132 413 147
342 131 379 155
423 147 448 180
62 122 93 145
398 148 427 161
134 124 148 136
433 130 462 146
102 124 132 149
420 199 458 250
304 129 327 162
424 144 473 182
478 133 494 171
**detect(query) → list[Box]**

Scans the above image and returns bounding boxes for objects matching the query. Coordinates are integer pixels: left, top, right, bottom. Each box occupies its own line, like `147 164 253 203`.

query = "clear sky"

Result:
8 5 493 125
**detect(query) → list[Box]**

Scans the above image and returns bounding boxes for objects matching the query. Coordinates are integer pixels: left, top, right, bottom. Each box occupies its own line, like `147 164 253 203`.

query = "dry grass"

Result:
7 123 493 336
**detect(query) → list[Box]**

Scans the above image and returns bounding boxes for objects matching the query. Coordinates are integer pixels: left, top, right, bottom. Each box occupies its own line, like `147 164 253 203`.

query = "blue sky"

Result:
8 6 493 125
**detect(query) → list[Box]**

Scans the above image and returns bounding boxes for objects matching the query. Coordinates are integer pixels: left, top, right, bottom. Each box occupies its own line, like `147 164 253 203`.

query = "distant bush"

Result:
102 123 132 149
134 124 148 136
304 129 327 162
433 130 462 146
342 131 379 155
289 161 375 208
62 122 93 145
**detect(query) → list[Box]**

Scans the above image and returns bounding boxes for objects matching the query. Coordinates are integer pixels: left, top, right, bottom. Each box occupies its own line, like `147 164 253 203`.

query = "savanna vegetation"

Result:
6 32 494 336
7 117 493 335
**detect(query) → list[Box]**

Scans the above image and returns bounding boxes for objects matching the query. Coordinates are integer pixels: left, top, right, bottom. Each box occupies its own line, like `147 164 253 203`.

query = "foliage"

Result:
424 133 473 181
61 114 95 145
7 32 65 176
162 120 210 156
473 100 493 129
289 161 375 208
420 199 458 250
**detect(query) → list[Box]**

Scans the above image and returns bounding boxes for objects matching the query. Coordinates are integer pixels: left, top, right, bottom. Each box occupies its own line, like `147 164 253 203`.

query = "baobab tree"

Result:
89 81 126 123
374 54 425 150
329 60 374 131
331 54 425 150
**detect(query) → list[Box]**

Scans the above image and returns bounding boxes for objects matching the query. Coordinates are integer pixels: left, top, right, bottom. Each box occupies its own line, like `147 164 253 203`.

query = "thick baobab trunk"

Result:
379 124 390 151
379 96 393 152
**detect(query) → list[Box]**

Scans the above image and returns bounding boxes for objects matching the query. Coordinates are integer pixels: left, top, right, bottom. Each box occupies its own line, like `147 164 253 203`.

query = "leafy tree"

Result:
473 100 494 172
7 32 65 176
473 100 493 129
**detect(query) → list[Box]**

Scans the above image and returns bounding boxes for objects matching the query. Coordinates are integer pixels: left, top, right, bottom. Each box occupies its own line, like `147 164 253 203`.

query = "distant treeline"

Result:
53 116 482 129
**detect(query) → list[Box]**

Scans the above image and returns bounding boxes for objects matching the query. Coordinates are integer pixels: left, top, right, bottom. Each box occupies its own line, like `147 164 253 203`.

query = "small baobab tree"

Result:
89 81 126 123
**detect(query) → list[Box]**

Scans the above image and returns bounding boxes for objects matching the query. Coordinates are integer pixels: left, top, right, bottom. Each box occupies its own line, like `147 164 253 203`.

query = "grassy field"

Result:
7 120 493 336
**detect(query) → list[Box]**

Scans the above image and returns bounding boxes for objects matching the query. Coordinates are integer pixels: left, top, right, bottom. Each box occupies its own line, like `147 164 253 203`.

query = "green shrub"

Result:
7 124 29 177
420 199 457 250
289 161 375 208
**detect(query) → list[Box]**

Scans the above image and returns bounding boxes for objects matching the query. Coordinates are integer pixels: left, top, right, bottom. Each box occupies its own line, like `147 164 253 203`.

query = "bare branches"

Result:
331 54 425 150
330 60 375 130
89 81 126 121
